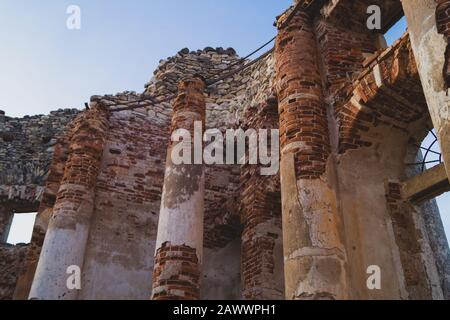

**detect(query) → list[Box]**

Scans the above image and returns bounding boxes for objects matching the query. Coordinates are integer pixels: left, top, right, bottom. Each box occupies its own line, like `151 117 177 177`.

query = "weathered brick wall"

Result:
204 51 275 251
78 101 168 299
13 117 79 299
319 0 403 34
334 35 429 154
153 243 201 300
240 97 284 300
5 0 450 300
272 1 450 300
314 17 377 99
404 149 450 300
276 10 331 179
436 0 450 88
275 7 349 300
324 26 446 299
17 46 279 299
0 244 27 300
28 102 110 300
385 181 439 299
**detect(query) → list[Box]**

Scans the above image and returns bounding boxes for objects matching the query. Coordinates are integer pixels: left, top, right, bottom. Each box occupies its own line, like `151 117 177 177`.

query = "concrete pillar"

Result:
151 77 206 300
275 9 348 299
401 0 450 180
29 104 109 300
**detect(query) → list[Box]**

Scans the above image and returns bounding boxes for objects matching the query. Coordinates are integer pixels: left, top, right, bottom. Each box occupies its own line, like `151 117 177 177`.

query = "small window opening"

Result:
421 129 442 171
6 212 37 245
421 131 450 246
384 16 407 46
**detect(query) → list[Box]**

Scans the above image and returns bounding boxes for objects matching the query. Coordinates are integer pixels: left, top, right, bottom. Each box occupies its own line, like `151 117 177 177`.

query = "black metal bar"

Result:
206 48 274 87
422 137 439 172
413 144 442 156
430 129 438 139
407 160 441 166
207 36 276 82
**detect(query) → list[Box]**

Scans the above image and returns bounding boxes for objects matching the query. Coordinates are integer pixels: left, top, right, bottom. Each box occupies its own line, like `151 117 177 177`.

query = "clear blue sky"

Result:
0 0 291 117
0 2 448 246
0 1 407 118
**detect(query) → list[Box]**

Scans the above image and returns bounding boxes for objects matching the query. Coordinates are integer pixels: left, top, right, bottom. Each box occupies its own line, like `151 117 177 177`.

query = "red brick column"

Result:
275 9 348 299
152 77 206 300
29 103 109 300
240 98 284 300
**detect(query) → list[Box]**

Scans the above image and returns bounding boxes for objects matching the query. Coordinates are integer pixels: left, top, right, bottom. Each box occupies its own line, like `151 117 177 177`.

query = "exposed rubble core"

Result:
1 0 450 300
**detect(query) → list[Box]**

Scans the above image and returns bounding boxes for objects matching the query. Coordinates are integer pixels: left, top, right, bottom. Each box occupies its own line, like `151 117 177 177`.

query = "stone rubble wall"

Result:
0 244 27 300
0 109 80 186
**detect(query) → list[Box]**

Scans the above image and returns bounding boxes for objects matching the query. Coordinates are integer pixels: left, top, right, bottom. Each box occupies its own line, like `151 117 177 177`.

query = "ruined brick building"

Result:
1 0 450 300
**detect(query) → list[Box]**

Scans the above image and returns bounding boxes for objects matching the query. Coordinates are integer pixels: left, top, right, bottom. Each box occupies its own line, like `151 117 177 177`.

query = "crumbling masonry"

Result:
1 0 450 300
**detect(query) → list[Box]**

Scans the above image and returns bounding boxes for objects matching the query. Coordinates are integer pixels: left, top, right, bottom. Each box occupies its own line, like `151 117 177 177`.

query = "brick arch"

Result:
329 32 448 299
335 33 430 156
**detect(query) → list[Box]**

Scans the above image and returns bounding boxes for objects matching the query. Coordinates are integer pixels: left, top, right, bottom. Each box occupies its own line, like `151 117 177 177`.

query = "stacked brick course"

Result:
152 243 201 300
275 7 348 300
385 181 435 299
335 35 429 154
276 10 330 178
240 97 284 300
